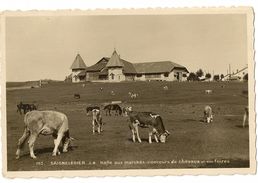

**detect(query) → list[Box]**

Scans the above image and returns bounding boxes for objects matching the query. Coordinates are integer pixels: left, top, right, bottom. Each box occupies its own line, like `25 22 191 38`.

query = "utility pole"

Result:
229 64 231 78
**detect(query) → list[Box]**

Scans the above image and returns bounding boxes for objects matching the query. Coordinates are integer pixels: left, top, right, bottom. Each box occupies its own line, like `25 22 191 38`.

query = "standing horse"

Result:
104 104 122 116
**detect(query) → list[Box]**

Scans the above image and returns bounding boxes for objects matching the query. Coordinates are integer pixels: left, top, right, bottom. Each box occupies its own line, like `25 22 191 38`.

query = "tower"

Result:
106 50 125 82
70 53 87 83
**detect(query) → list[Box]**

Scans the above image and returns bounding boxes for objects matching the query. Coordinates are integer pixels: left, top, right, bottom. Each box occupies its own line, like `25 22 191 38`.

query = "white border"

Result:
0 0 257 182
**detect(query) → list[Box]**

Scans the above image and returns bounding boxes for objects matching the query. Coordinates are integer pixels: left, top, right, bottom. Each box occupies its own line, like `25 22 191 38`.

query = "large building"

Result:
70 50 188 83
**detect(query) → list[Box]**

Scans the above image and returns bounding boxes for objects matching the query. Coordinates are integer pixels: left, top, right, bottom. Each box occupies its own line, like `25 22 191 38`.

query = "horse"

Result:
104 104 122 116
17 102 37 115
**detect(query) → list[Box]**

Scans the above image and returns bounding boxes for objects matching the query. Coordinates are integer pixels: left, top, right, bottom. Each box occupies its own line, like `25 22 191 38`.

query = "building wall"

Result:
108 68 125 82
167 69 188 81
72 69 85 83
125 74 135 81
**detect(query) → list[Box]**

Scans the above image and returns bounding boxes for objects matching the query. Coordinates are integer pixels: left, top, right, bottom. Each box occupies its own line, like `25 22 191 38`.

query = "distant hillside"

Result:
6 80 62 88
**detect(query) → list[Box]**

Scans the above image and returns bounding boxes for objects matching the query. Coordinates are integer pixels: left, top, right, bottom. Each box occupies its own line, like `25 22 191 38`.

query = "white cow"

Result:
243 106 249 128
16 111 74 159
163 86 168 90
204 105 213 123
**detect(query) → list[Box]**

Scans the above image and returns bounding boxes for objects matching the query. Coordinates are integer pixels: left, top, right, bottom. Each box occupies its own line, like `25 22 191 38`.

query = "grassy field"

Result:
6 81 249 171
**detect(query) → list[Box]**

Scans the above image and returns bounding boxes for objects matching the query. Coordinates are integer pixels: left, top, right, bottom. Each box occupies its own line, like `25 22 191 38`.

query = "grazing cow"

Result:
203 105 213 123
92 109 103 134
16 111 74 159
205 90 212 94
126 107 170 143
86 106 100 115
243 106 249 128
74 94 80 99
129 92 138 99
163 86 168 90
110 91 115 96
104 104 122 116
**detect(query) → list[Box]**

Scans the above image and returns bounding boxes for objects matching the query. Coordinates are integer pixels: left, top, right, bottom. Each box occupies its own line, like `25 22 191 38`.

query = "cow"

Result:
104 104 122 116
243 106 249 128
205 90 212 94
92 109 103 134
86 106 100 115
111 91 115 96
163 86 168 90
130 93 138 99
203 105 213 123
74 94 80 99
126 107 170 143
15 111 74 159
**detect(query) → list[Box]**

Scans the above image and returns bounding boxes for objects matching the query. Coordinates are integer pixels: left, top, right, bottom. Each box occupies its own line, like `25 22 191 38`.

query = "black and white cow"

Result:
126 107 170 143
92 109 103 134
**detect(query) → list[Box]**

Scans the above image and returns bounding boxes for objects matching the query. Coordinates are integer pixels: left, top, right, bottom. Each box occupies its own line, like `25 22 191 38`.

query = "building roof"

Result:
86 57 109 72
133 61 188 74
106 50 124 67
70 54 87 70
85 57 137 74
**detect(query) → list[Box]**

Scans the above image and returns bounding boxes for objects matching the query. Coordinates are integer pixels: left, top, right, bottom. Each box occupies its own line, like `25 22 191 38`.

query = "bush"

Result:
187 72 199 81
243 73 248 81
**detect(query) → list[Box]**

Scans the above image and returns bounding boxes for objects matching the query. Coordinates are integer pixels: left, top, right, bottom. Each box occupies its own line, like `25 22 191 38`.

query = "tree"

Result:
205 73 211 79
187 72 199 81
243 73 248 81
213 74 220 81
196 69 204 78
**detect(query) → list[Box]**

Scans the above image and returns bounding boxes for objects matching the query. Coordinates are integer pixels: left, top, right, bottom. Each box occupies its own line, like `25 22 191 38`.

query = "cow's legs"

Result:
92 120 95 134
97 122 101 134
52 133 63 156
148 131 153 144
134 125 142 143
154 134 159 143
53 139 61 155
16 127 30 159
131 129 136 142
28 133 37 159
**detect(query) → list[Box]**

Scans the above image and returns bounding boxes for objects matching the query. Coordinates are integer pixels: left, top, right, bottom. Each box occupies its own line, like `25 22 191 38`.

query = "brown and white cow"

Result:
92 109 103 134
126 107 170 143
16 111 74 159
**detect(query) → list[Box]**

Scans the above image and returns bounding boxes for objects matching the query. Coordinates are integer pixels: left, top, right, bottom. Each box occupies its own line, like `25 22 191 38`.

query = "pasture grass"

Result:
6 81 249 170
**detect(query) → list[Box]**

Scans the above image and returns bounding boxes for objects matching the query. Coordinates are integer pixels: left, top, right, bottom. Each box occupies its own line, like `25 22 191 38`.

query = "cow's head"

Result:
159 130 170 143
63 137 76 152
62 130 76 152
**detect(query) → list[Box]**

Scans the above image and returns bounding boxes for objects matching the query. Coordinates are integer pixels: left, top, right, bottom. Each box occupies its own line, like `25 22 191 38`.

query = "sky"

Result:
6 14 247 81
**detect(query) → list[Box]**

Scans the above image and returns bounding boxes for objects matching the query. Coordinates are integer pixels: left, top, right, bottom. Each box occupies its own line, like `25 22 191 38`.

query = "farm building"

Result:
70 50 189 83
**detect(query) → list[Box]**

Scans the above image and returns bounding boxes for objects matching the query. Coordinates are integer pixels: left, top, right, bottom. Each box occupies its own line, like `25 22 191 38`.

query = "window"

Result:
164 73 169 77
110 73 115 80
